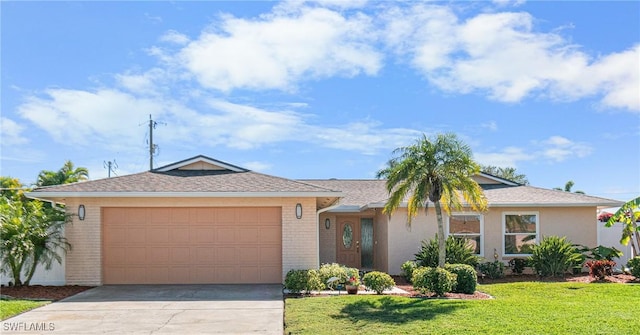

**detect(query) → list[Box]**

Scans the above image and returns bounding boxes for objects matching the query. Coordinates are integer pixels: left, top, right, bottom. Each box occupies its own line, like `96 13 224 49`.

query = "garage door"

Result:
102 207 282 284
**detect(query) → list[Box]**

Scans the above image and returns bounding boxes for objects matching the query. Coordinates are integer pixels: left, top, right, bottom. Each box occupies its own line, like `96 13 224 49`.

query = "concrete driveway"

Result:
2 284 283 334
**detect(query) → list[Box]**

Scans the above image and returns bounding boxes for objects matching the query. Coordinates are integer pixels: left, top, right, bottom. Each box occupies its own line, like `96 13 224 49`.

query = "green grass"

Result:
285 282 640 334
0 300 49 320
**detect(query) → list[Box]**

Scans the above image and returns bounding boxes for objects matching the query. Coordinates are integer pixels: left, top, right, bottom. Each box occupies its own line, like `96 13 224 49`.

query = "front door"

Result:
336 217 374 269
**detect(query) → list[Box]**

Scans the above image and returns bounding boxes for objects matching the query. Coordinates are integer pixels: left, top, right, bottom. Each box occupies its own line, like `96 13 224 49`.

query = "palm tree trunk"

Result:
632 221 640 257
434 201 446 267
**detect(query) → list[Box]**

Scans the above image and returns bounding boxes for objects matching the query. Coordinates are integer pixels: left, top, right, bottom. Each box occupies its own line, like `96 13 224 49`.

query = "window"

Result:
447 214 483 256
503 212 539 256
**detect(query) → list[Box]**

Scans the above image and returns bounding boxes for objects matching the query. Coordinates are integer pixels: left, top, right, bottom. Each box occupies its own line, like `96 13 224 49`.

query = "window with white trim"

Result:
447 214 483 256
503 212 539 255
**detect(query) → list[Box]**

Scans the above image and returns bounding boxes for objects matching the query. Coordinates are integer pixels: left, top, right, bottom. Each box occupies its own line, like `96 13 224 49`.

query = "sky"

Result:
1 0 639 201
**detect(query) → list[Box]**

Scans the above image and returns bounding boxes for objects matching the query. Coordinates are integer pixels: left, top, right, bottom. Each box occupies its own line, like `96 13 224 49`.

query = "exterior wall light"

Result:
325 218 331 229
78 205 86 221
295 203 302 219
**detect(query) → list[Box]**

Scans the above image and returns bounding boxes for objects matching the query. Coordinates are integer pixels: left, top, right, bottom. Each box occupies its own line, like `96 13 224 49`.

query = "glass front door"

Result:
360 218 374 269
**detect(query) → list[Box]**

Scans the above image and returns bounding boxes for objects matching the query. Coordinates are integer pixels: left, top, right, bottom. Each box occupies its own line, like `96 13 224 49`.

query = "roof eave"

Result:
26 191 344 200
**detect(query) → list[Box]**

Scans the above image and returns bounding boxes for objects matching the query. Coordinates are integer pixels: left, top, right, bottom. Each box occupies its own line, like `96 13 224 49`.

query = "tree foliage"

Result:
480 165 529 185
553 180 584 194
377 133 487 267
36 160 89 187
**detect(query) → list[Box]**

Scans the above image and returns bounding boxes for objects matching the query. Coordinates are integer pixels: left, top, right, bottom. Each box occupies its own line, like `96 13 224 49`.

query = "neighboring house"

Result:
26 155 623 286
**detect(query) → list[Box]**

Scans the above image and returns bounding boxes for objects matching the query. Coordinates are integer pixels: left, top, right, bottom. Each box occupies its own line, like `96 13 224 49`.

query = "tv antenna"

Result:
103 159 118 178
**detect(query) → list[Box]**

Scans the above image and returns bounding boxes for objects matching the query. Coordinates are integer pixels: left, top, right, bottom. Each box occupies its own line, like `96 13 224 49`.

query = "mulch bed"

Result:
1 285 94 301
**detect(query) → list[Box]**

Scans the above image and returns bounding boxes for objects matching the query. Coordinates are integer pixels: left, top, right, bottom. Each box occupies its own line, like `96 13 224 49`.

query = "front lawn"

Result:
0 300 49 320
285 282 639 334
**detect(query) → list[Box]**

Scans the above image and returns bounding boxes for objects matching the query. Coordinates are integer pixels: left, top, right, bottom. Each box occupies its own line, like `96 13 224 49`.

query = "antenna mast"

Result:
149 114 158 170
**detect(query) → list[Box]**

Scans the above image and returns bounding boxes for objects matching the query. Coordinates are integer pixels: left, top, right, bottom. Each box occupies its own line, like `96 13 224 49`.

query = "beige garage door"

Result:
102 207 282 284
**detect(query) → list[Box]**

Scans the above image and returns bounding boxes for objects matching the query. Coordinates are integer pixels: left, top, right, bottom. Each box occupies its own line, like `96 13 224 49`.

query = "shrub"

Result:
401 260 417 283
412 266 457 297
318 263 349 289
445 264 477 294
508 258 528 274
362 271 396 294
415 235 480 268
478 261 505 279
585 260 616 280
528 236 582 277
284 269 323 294
627 257 640 278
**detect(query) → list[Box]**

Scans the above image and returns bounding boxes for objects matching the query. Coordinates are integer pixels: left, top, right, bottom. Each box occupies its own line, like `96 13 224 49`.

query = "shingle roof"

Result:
300 179 388 207
302 179 623 209
31 170 339 195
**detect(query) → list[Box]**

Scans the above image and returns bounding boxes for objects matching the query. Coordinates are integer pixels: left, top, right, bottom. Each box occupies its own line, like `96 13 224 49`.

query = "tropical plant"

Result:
478 261 505 279
508 258 528 275
606 196 640 257
585 260 616 280
0 197 72 286
574 245 622 261
414 235 480 268
528 236 582 277
480 165 529 185
444 263 477 294
553 180 584 194
627 257 640 278
362 271 395 294
400 260 417 283
36 160 89 187
376 133 488 267
412 266 456 297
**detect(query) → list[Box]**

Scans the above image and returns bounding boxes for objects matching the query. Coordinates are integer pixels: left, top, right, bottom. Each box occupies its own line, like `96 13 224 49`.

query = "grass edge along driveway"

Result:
285 282 639 334
1 300 49 320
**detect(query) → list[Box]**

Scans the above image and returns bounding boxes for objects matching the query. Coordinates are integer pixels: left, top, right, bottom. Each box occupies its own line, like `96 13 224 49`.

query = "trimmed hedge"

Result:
362 271 395 294
284 269 323 294
412 267 457 297
445 263 477 294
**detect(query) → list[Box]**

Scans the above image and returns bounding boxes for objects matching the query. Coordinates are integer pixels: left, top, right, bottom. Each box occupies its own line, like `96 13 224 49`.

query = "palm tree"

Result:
554 180 585 194
0 197 71 286
481 165 529 185
377 133 488 267
36 160 89 186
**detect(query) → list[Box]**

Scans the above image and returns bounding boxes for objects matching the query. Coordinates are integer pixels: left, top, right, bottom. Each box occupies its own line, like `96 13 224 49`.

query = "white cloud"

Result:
0 117 28 146
383 4 639 111
17 88 167 148
160 30 190 45
175 6 382 91
313 121 422 155
115 68 168 95
538 136 592 161
475 135 593 166
474 146 532 167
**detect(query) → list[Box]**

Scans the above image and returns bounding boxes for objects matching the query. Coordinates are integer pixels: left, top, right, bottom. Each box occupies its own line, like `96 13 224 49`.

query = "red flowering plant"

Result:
345 268 360 286
598 212 613 222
